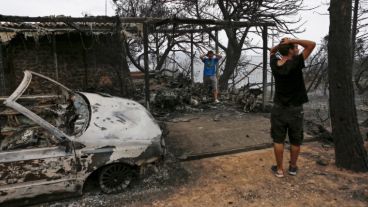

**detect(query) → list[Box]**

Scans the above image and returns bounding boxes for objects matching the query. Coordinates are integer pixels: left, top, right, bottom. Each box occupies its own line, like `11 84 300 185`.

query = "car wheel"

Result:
98 164 133 194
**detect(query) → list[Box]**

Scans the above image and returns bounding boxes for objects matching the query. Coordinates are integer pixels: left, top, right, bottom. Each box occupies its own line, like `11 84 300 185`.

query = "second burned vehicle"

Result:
0 70 165 206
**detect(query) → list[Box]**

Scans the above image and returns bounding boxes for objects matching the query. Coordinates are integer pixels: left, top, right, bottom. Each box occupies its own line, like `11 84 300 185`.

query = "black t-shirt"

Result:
270 54 308 106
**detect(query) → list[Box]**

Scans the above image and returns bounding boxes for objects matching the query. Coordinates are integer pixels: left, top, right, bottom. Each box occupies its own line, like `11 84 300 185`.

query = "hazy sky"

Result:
0 0 330 44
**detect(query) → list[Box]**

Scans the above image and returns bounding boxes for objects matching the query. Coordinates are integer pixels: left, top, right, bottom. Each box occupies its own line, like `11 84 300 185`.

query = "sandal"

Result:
271 165 285 178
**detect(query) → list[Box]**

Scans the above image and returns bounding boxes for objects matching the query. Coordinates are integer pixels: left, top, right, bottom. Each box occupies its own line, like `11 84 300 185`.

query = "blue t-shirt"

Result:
203 58 219 77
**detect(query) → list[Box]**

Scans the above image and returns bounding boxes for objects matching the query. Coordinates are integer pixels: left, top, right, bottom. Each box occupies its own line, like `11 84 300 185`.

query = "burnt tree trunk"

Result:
328 0 368 172
219 42 242 91
351 0 359 59
218 26 249 91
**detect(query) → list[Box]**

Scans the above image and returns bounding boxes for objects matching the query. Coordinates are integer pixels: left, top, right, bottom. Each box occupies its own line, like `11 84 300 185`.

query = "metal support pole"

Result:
190 32 194 84
52 33 59 81
143 23 150 110
0 43 5 96
262 26 268 111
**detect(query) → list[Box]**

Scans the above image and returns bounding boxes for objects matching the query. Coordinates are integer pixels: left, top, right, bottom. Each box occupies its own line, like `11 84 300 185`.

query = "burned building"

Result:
0 15 134 97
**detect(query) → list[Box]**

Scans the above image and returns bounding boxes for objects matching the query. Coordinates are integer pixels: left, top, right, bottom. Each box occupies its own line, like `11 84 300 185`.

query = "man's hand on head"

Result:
280 37 292 45
279 37 316 59
270 37 292 57
200 54 206 60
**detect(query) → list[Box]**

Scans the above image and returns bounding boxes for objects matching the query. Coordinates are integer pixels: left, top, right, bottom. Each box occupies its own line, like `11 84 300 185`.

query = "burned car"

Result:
0 71 164 206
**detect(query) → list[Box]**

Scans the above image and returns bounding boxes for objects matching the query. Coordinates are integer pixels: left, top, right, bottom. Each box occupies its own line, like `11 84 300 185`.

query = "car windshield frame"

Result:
3 70 89 143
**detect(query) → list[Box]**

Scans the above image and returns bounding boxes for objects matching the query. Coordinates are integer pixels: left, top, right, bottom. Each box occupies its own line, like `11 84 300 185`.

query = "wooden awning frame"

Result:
0 15 276 111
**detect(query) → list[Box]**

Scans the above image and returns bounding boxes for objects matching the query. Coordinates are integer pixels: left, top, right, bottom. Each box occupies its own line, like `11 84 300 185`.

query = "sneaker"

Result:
288 166 298 176
214 99 220 103
271 165 284 178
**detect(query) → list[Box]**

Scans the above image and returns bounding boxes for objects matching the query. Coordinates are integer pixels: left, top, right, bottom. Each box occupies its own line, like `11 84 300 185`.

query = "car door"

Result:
0 134 78 204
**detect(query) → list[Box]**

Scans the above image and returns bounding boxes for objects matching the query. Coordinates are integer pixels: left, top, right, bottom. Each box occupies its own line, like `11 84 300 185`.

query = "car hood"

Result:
76 92 162 157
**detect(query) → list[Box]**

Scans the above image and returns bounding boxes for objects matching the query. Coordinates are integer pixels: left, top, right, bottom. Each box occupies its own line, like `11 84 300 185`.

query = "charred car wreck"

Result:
0 71 164 206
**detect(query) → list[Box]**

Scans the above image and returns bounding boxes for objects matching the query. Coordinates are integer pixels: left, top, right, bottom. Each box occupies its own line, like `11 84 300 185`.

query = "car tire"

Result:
98 164 133 194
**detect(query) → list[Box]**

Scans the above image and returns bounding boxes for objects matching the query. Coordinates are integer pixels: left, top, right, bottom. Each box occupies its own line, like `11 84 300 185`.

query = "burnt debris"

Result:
149 72 264 114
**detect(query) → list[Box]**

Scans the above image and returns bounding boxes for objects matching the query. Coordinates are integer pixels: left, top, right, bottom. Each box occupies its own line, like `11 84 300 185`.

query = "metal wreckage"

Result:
0 71 165 206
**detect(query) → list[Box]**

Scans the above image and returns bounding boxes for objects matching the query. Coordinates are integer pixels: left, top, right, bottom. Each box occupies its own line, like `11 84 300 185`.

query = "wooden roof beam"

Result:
0 15 276 27
153 18 276 27
0 15 116 23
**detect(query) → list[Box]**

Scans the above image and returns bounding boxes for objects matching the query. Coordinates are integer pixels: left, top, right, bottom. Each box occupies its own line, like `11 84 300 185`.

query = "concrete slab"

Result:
165 112 314 158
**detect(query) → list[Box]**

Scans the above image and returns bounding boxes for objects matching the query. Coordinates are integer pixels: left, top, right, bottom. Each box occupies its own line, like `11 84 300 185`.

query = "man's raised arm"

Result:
270 45 279 57
200 54 206 61
283 38 316 60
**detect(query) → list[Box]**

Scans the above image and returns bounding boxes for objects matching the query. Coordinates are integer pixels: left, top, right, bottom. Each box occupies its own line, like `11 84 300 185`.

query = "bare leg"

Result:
213 90 218 101
290 144 300 167
273 143 284 171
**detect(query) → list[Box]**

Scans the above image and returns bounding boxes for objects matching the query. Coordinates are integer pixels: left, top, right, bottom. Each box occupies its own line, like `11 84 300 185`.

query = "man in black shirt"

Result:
269 38 316 177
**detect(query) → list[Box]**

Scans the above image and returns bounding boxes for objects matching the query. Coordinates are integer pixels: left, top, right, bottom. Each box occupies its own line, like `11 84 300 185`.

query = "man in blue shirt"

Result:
200 51 222 103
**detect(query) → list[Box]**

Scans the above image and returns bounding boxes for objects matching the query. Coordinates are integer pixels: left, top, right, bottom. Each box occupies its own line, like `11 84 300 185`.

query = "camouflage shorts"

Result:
271 104 304 146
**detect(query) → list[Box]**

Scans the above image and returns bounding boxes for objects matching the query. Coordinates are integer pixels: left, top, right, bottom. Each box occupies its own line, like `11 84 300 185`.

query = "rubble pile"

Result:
150 73 264 113
226 86 264 112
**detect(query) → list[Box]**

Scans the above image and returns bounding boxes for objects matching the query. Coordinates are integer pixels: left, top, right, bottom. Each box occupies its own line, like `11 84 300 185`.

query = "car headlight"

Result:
152 135 165 148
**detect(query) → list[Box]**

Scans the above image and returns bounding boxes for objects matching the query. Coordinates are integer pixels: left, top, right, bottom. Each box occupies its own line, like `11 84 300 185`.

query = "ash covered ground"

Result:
29 74 368 206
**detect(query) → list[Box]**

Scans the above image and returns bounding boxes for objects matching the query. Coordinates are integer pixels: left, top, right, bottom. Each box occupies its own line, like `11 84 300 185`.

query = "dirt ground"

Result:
132 142 368 207
37 142 368 207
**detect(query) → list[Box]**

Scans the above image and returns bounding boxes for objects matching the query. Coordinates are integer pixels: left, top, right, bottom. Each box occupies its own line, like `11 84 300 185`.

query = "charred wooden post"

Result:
143 23 150 110
156 34 159 70
0 43 5 96
115 16 134 97
262 26 268 111
190 32 194 84
215 30 220 78
82 45 88 90
270 76 274 100
215 30 219 53
52 33 59 81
